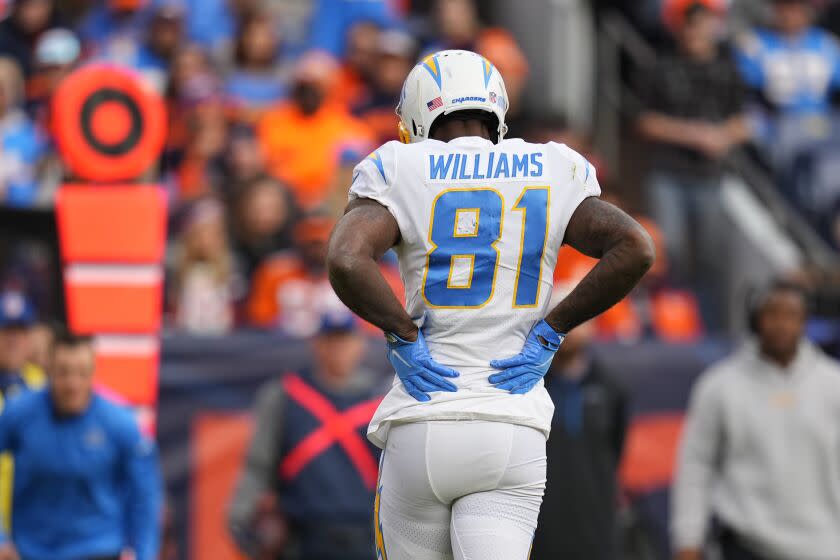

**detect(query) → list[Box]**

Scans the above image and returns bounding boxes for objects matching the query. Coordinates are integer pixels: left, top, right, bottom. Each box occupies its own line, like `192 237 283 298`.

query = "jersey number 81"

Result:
421 187 549 309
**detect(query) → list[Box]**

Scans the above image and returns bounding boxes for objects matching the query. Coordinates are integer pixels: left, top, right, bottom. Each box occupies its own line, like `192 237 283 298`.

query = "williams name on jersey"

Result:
350 136 601 448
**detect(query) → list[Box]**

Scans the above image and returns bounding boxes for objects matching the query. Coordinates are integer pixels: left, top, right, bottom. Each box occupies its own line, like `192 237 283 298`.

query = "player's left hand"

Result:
488 320 565 394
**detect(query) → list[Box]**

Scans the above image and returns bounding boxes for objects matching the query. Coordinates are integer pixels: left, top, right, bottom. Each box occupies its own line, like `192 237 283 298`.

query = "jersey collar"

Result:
448 136 494 147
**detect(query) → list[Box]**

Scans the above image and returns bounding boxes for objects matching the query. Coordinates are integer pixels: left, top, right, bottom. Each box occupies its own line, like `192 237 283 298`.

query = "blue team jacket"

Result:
736 27 840 115
0 390 161 560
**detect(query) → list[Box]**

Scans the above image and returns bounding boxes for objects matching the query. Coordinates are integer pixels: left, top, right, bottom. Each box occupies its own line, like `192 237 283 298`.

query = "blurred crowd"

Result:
0 0 838 344
1 1 840 559
0 0 542 337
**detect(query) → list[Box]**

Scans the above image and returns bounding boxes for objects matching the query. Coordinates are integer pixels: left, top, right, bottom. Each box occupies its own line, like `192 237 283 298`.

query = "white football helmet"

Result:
396 49 509 144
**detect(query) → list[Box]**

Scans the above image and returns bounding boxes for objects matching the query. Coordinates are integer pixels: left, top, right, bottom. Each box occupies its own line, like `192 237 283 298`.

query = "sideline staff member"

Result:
0 291 46 535
673 280 840 560
0 328 162 560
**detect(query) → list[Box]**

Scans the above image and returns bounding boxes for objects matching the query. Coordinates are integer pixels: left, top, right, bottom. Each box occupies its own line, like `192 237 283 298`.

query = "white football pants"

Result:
374 421 546 560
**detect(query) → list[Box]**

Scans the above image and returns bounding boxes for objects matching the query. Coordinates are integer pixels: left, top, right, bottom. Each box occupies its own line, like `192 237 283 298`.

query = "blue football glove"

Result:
488 320 565 394
386 329 459 402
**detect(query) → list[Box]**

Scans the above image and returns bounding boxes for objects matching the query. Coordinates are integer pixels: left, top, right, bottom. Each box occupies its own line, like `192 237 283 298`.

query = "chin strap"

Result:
397 122 411 144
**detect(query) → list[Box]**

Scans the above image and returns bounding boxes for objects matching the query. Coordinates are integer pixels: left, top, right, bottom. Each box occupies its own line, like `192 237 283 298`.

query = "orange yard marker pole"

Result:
53 64 167 433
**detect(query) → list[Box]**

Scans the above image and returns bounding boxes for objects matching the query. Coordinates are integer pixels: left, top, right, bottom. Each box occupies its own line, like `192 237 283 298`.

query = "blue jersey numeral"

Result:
423 189 503 308
512 187 550 307
422 186 550 309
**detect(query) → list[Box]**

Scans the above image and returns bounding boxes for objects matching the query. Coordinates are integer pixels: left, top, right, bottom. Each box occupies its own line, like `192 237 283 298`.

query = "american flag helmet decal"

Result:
427 97 443 111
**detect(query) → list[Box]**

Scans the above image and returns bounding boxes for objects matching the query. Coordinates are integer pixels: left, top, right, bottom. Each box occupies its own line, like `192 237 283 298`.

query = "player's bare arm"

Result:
327 198 416 339
328 197 459 402
546 197 655 333
489 197 654 394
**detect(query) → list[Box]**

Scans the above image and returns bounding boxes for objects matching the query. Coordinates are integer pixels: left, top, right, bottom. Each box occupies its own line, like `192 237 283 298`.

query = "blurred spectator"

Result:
246 214 335 335
0 239 55 320
0 291 44 398
257 51 374 210
0 57 47 208
531 310 628 560
78 0 151 53
100 0 184 92
27 28 81 118
226 12 288 124
661 0 728 33
307 0 395 57
430 0 529 117
165 43 212 104
736 0 840 207
168 198 242 334
163 45 213 163
0 328 162 560
0 0 60 77
672 280 840 560
228 308 384 560
168 74 228 202
247 213 402 335
335 21 381 107
25 29 79 204
637 1 750 328
0 291 44 537
223 128 268 189
353 28 416 144
736 0 840 123
231 175 298 280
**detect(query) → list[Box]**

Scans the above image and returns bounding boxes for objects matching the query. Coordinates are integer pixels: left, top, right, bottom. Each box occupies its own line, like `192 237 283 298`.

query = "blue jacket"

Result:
308 0 395 57
0 111 47 208
736 27 840 115
0 390 161 560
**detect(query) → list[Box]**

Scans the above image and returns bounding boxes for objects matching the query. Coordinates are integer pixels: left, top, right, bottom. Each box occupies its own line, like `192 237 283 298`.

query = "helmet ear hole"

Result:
412 119 418 137
499 122 509 141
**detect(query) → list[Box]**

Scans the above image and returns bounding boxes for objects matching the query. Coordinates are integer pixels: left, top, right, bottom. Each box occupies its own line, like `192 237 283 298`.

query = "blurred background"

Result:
2 0 840 558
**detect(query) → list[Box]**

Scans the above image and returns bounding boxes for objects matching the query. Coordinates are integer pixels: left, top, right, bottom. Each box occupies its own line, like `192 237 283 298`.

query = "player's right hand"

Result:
385 329 459 402
488 320 565 394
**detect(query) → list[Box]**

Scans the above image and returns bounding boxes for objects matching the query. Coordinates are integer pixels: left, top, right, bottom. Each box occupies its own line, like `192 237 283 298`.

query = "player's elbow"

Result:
626 223 656 274
327 242 364 285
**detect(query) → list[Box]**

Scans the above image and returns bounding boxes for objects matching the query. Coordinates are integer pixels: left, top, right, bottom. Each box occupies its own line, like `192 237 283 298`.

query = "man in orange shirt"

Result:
257 51 375 210
247 215 402 336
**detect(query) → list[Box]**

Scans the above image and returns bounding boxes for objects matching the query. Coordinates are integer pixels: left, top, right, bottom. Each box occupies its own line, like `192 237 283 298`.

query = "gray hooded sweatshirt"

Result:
672 340 840 559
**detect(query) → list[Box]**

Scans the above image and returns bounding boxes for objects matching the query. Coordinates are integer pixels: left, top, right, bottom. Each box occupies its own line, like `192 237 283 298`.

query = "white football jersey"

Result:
349 136 601 448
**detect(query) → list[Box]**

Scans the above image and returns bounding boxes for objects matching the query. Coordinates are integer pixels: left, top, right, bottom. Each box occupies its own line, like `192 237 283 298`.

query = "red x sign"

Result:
279 374 382 490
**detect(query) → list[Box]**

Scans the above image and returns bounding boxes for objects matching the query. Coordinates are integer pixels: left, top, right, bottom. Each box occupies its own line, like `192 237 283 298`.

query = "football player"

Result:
328 50 654 559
